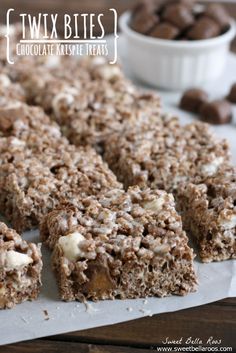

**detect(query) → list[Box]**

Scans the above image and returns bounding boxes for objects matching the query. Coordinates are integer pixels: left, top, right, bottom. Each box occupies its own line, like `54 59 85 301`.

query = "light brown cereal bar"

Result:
104 116 230 192
0 222 42 309
40 186 197 301
10 58 161 152
0 100 121 232
177 167 236 262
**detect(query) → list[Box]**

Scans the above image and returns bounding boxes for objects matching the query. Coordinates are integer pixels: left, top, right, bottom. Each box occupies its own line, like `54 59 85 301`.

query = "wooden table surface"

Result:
0 1 235 352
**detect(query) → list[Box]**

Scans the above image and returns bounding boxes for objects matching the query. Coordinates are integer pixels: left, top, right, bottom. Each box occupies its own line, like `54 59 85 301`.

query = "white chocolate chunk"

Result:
153 244 170 255
201 157 224 176
10 137 26 147
52 92 74 111
0 74 11 87
0 100 23 110
143 197 165 212
5 250 32 270
58 231 85 261
90 56 107 66
44 55 61 68
98 65 121 80
219 214 236 229
52 87 78 118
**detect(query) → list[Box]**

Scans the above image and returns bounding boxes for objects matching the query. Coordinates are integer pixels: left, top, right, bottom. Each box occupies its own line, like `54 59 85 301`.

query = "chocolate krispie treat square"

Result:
0 100 121 232
177 167 236 263
0 140 122 232
41 187 197 301
104 116 230 192
11 58 161 153
0 99 64 146
0 222 42 309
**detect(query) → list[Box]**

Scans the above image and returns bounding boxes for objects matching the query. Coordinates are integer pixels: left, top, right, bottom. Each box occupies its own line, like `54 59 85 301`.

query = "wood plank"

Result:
49 299 236 349
1 340 152 353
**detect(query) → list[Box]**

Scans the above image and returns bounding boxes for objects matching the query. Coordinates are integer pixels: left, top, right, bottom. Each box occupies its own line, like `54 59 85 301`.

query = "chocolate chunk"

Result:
187 16 221 40
81 261 115 297
131 10 159 35
150 22 179 40
227 83 236 104
204 4 231 31
179 0 196 8
200 100 232 125
180 88 208 113
166 0 196 9
162 4 194 30
133 0 160 16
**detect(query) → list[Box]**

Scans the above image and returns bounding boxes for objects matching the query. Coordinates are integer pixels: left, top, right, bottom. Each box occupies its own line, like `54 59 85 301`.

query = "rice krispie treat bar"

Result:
10 58 161 152
51 79 161 152
0 139 121 232
41 187 197 301
0 100 121 232
0 222 42 309
104 116 230 192
177 167 236 262
0 99 67 150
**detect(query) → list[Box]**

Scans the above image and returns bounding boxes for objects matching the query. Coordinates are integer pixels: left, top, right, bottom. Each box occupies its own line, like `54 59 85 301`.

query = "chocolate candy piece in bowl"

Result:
120 0 236 89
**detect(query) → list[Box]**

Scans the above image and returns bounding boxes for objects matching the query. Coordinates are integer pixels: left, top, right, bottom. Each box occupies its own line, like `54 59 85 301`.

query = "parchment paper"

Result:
0 36 235 346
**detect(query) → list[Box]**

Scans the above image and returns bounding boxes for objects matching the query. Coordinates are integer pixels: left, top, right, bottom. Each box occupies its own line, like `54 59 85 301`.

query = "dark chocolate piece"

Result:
227 83 236 104
187 17 221 40
131 10 159 35
204 4 231 31
150 22 179 40
180 88 208 114
162 4 194 30
133 0 160 16
200 100 232 125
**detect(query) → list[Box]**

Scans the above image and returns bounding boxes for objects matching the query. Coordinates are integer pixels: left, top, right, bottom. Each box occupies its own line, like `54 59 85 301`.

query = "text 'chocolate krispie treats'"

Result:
41 187 197 301
0 100 122 232
104 116 230 192
177 167 236 262
0 222 42 309
10 57 161 152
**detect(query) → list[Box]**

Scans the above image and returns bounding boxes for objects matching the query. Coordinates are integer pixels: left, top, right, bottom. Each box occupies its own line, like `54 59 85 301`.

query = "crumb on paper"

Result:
43 309 50 321
84 301 99 314
20 316 29 324
143 299 148 305
139 309 153 317
127 307 133 312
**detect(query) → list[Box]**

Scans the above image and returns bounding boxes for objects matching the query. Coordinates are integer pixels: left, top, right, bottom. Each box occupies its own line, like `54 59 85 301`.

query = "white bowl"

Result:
119 12 236 90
